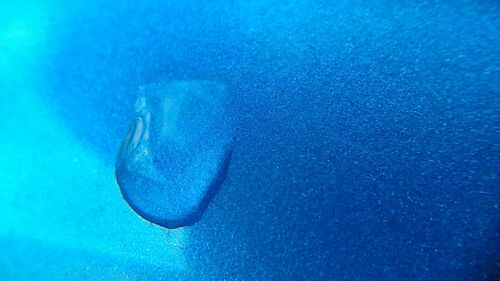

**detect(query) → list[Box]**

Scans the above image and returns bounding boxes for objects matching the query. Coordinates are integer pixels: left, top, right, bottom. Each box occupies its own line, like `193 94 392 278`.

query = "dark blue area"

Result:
45 1 499 280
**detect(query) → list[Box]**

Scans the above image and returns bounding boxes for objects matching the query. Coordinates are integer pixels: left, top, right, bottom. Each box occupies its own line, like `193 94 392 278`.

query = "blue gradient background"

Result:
0 1 499 280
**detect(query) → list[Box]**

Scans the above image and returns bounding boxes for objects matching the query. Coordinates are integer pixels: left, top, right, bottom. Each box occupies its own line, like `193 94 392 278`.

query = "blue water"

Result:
0 0 499 280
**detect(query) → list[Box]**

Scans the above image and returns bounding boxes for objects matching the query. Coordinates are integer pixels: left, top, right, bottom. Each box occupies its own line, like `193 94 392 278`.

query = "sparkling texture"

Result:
116 80 234 229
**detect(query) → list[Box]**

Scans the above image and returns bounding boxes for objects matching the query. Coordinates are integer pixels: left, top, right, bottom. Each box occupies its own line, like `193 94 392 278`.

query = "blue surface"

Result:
116 80 234 228
0 0 499 280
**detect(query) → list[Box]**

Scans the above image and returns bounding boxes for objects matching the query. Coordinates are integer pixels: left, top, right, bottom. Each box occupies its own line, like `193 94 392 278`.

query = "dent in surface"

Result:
115 80 234 229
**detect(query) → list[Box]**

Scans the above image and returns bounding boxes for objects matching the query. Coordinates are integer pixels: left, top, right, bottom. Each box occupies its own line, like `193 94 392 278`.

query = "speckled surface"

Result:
1 1 499 280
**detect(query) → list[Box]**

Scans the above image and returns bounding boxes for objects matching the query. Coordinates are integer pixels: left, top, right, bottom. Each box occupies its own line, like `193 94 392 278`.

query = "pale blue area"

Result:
0 2 187 279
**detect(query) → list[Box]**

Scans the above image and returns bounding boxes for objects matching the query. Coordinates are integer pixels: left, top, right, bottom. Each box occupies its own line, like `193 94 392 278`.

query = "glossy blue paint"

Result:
1 0 499 280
